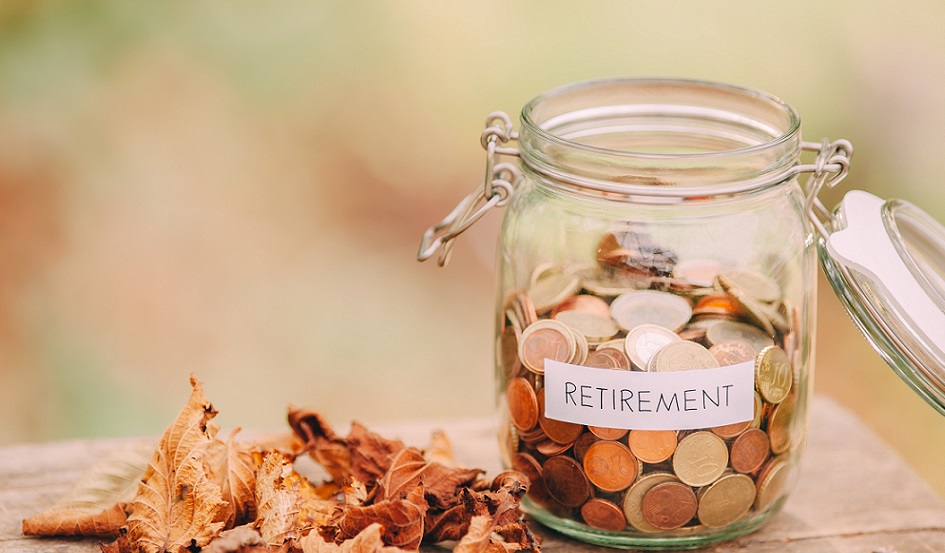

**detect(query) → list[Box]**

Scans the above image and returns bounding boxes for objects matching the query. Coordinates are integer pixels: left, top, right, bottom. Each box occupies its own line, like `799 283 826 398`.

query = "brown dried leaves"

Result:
23 375 539 553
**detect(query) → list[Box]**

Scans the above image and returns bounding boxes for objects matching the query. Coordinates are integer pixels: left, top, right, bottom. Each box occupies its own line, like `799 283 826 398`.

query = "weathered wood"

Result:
2 396 944 552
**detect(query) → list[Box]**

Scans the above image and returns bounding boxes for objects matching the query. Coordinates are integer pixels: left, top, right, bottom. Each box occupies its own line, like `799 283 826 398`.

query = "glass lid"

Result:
819 190 945 416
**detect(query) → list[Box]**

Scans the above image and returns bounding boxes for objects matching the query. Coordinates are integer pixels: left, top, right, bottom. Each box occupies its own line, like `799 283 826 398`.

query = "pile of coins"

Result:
498 229 801 534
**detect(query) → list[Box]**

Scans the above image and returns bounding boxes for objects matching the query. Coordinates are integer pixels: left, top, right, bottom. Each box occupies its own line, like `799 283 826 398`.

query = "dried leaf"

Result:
22 441 153 537
202 525 270 553
254 451 337 549
100 529 133 553
379 448 482 509
297 523 413 553
423 430 457 468
337 485 428 550
346 422 405 487
288 408 352 484
208 429 260 528
125 374 227 553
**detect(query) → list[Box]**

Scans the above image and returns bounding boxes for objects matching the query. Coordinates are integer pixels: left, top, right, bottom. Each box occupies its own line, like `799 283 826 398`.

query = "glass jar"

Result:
419 78 854 550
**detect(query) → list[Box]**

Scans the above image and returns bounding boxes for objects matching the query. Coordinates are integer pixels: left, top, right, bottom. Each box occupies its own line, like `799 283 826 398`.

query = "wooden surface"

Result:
2 396 945 552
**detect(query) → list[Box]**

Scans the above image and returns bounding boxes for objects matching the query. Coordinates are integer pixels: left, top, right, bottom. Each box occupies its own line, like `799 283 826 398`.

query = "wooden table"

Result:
2 396 944 552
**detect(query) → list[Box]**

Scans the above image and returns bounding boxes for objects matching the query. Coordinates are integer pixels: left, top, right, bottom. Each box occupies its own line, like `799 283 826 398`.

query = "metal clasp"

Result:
801 138 854 239
417 111 521 266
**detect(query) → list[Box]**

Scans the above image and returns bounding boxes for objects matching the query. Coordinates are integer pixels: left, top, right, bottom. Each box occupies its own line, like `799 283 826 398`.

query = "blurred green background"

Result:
1 1 944 497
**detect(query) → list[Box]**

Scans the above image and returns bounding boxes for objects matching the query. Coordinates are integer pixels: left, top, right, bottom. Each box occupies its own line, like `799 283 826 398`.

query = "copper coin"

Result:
537 389 584 445
499 324 523 379
542 455 592 507
641 481 698 530
536 439 574 456
584 347 632 370
505 377 538 431
730 428 771 474
519 319 575 374
582 440 638 492
628 430 678 464
588 426 629 441
514 292 538 328
511 452 551 505
693 294 740 317
580 498 627 532
767 393 796 454
519 424 547 445
552 293 612 319
572 432 600 463
708 339 756 366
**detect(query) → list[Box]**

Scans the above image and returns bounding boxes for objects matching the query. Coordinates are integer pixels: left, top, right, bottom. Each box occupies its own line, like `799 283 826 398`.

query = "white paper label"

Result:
544 360 755 431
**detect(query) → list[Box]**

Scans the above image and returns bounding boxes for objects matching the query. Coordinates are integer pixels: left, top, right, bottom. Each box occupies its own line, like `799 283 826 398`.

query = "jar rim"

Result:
519 77 803 197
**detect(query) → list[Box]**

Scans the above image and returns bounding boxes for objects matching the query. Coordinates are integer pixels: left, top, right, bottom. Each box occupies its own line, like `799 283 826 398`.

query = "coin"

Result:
511 452 551 505
583 440 638 492
610 290 693 332
730 428 771 474
622 472 679 532
708 340 756 366
519 319 575 374
692 294 740 318
624 324 682 371
729 292 776 337
588 426 629 441
673 258 721 287
537 389 585 445
552 293 612 319
628 430 678 464
572 431 600 463
641 481 698 530
673 431 728 487
580 498 628 532
755 346 793 404
648 341 720 372
705 320 774 353
767 393 795 454
537 438 575 456
755 457 794 511
499 325 523 379
513 292 538 328
555 310 619 343
542 455 592 507
696 473 756 528
567 325 590 365
506 377 539 431
529 269 583 314
584 347 632 370
718 269 781 303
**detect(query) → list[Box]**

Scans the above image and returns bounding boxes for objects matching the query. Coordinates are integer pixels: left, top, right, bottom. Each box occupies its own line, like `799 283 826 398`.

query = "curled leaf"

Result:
208 429 260 528
337 485 428 550
298 523 412 553
22 441 153 537
423 430 457 468
379 448 482 509
125 374 227 553
288 408 351 484
346 422 405 487
255 450 337 549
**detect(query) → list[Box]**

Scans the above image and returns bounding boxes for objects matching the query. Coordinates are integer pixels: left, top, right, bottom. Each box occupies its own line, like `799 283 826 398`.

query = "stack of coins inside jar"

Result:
498 226 800 534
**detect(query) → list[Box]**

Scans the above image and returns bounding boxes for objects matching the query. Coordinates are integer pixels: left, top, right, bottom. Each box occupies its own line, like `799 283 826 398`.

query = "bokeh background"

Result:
2 2 944 497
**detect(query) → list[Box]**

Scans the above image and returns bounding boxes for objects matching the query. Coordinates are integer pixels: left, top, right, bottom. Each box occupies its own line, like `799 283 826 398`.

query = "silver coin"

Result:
610 290 693 332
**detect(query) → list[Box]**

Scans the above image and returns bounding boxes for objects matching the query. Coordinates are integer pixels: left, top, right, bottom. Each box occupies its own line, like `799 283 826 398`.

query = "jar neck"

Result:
518 78 802 201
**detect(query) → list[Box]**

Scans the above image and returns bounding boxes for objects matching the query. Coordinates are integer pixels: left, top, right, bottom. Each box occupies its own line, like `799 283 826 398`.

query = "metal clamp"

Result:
801 138 854 240
417 111 520 266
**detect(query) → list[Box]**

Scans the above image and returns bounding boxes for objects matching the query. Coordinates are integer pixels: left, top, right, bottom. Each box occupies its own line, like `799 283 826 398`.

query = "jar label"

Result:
544 359 755 430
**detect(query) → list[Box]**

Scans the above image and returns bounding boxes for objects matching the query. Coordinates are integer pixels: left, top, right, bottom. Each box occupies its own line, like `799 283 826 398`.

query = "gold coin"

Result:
705 320 774 353
529 269 582 314
755 345 792 404
622 472 679 533
718 269 781 303
672 431 728 487
519 319 576 375
567 325 589 365
755 457 795 511
554 310 619 343
696 473 756 528
648 341 720 372
767 393 796 454
610 290 693 332
624 324 682 371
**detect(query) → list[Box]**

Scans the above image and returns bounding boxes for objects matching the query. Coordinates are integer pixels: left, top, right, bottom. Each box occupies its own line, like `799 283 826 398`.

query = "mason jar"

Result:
419 78 855 549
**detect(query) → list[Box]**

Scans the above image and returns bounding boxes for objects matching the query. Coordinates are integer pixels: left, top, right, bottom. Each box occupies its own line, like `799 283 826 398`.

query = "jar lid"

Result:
820 190 945 415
